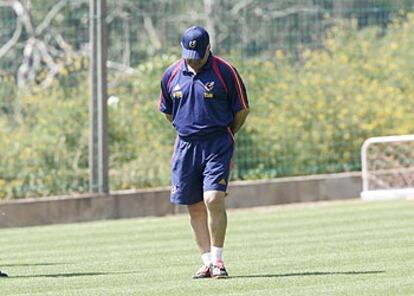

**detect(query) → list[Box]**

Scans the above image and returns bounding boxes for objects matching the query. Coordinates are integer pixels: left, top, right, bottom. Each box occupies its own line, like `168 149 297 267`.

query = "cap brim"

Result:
182 47 203 59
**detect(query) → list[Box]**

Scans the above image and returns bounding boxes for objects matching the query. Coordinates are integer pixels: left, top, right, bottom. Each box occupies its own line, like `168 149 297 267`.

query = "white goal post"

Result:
361 134 414 200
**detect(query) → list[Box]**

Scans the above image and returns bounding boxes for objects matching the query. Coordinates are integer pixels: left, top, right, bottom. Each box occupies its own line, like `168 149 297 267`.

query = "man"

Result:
159 25 249 279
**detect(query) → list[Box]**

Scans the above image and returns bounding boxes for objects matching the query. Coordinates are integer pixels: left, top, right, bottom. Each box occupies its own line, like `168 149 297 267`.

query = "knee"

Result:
204 191 225 211
188 202 207 219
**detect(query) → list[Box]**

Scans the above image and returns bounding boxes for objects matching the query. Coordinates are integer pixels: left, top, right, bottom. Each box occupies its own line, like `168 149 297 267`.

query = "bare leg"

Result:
204 191 227 247
187 201 211 254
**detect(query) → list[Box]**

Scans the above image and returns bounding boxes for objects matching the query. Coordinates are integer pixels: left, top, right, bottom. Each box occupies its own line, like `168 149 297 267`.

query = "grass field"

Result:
0 199 413 296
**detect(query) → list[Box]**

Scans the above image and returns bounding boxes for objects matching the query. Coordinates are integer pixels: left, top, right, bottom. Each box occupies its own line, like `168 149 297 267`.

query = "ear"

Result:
204 44 211 58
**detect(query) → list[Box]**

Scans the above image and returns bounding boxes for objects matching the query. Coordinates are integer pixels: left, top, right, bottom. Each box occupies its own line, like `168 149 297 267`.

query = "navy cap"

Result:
181 26 210 60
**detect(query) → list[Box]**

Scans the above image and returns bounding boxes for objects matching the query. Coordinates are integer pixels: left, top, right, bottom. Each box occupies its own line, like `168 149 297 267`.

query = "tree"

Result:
0 0 88 88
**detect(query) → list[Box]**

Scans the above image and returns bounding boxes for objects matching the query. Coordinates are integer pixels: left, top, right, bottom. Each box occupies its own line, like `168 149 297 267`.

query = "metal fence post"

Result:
89 0 109 194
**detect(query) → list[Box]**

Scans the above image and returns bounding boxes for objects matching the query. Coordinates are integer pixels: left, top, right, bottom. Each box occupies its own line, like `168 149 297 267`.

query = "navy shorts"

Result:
170 129 235 205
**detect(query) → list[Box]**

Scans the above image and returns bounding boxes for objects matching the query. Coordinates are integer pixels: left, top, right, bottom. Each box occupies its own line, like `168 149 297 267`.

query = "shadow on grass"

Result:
2 262 72 267
8 270 140 279
230 270 385 279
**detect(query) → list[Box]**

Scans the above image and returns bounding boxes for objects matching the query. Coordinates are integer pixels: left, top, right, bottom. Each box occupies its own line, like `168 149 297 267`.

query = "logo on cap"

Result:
189 40 197 49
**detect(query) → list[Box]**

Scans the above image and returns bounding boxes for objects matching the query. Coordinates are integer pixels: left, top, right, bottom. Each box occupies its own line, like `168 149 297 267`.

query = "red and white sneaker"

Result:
192 264 211 279
210 260 229 279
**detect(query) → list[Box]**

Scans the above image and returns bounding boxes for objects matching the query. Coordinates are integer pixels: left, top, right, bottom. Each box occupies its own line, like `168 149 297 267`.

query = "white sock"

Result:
201 252 211 266
211 246 223 263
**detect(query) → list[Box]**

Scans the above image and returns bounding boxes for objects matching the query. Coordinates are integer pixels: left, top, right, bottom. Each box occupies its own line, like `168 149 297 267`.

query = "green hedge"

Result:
0 15 413 199
236 16 414 179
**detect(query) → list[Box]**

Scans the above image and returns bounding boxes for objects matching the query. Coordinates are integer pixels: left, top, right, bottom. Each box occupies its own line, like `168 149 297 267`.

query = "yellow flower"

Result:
275 50 285 59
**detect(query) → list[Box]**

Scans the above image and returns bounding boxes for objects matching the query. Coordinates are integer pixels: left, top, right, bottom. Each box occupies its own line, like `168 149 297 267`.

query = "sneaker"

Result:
0 271 7 277
192 264 211 279
210 260 229 278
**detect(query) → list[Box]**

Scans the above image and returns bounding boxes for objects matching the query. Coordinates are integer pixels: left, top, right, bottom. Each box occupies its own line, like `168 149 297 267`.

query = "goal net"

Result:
361 135 414 200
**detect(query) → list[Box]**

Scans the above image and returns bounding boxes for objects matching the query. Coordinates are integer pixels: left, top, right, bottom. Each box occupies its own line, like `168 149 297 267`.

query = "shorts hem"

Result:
170 197 203 206
203 186 227 193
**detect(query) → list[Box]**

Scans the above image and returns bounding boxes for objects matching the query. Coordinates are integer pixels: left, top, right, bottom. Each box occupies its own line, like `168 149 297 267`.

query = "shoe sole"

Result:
192 276 211 279
212 275 229 279
192 273 211 279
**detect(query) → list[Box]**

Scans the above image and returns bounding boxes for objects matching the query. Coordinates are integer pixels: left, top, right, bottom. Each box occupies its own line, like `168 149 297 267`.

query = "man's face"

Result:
185 58 205 71
185 46 210 72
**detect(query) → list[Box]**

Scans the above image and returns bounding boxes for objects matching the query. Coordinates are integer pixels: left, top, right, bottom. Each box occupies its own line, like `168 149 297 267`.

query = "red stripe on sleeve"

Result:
158 59 183 109
215 57 248 109
212 57 228 93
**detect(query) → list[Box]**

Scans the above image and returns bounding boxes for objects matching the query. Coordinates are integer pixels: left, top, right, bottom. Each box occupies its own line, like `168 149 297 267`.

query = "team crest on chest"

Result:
204 81 215 98
205 81 215 91
173 84 183 99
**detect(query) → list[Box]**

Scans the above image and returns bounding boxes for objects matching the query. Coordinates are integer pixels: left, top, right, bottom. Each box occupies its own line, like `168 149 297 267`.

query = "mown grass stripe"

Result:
1 200 413 296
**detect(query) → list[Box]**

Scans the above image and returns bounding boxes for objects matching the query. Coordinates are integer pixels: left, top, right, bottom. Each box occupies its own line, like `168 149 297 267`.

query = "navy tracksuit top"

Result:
159 53 249 140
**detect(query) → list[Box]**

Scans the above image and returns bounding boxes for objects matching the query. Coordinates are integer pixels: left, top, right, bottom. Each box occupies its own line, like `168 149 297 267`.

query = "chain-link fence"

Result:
1 0 413 199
